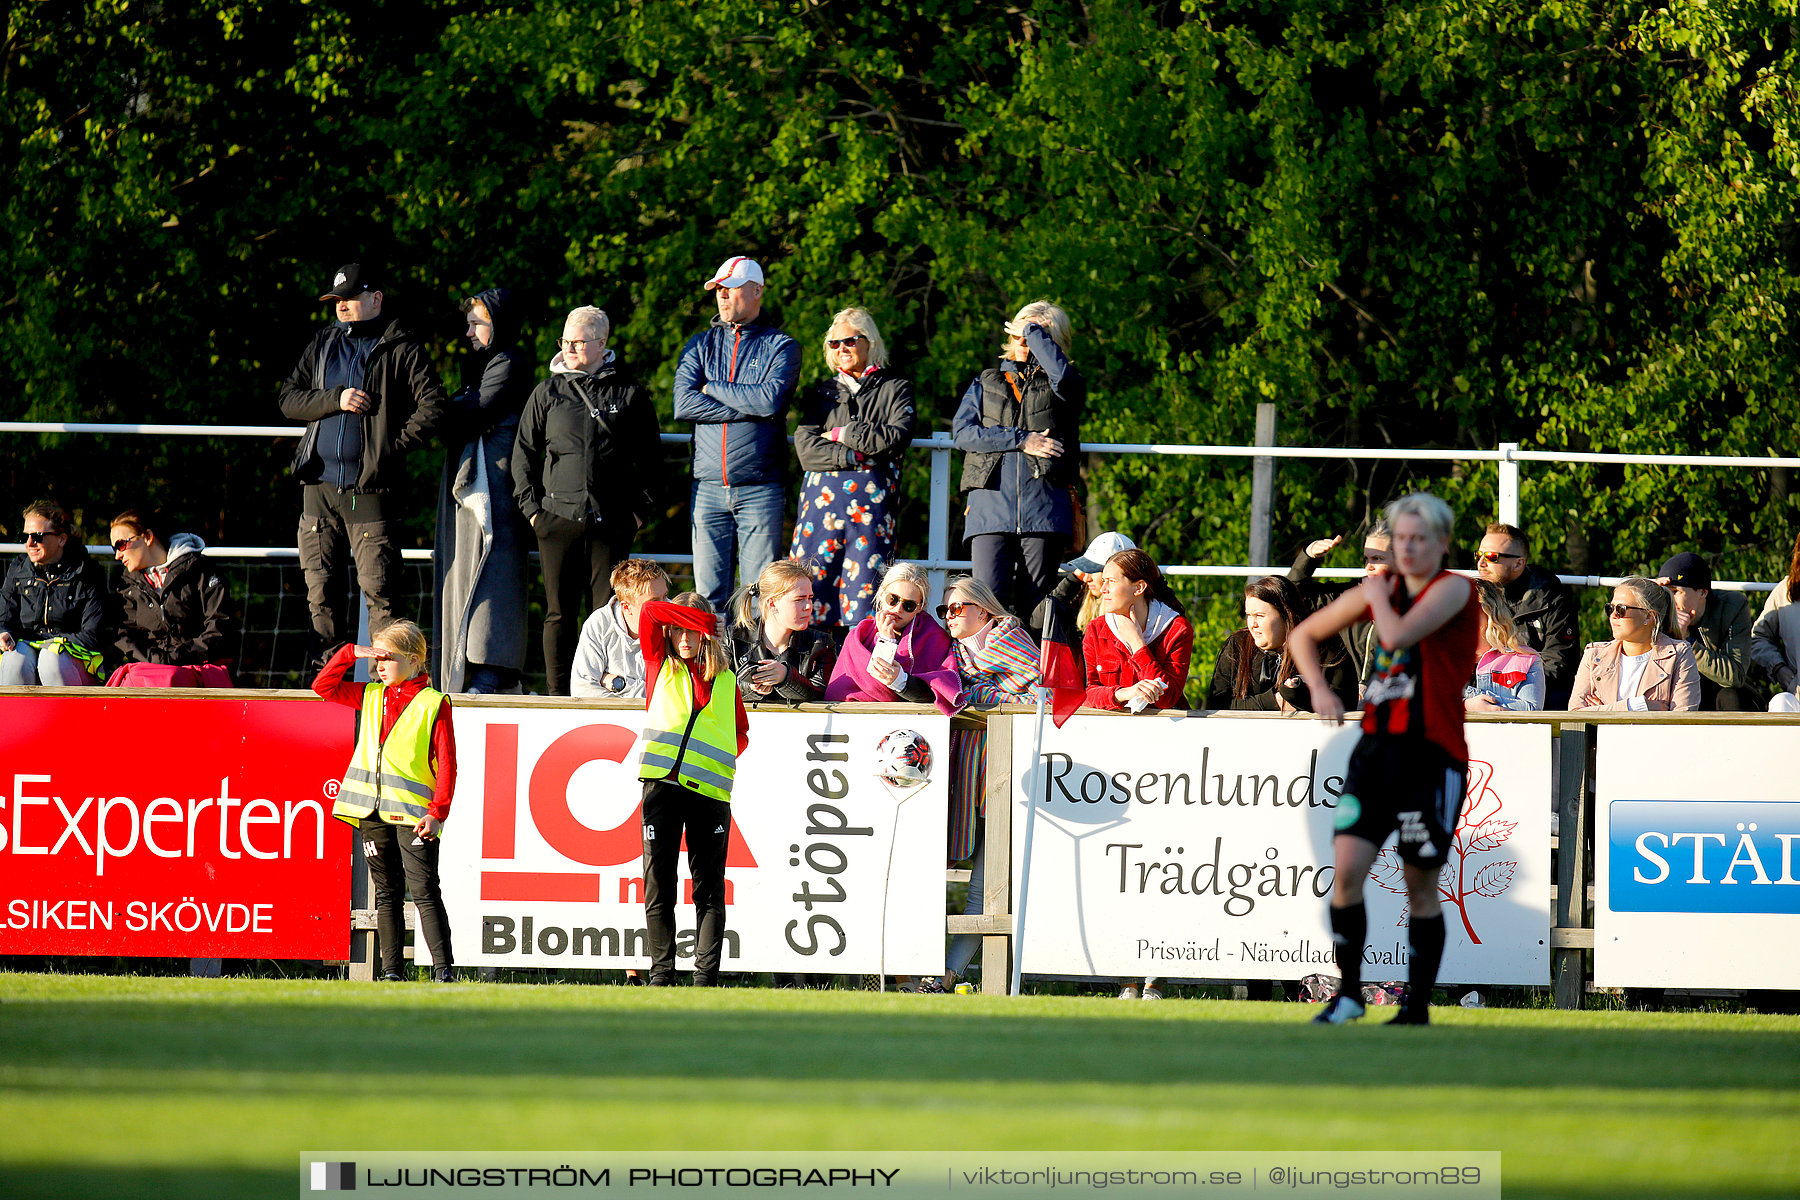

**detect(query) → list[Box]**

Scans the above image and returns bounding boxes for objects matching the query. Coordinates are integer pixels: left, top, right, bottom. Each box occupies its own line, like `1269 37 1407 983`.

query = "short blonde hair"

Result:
1384 492 1455 545
1012 301 1072 357
611 558 670 607
374 619 429 663
877 561 929 608
943 575 1014 623
823 307 889 369
565 305 610 345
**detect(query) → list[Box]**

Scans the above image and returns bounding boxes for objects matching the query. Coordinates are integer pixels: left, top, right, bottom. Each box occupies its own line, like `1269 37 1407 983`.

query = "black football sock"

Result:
1406 911 1447 1014
1329 901 1367 997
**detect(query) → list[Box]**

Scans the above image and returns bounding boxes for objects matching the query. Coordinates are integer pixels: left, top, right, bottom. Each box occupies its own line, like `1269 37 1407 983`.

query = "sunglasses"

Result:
557 338 596 351
826 335 864 349
1362 554 1388 566
1604 603 1649 619
882 595 920 613
935 601 979 620
23 531 55 545
112 535 142 553
1475 551 1523 563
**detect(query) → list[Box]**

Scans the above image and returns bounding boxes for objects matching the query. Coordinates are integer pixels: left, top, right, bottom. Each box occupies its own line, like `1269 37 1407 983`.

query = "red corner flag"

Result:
1038 597 1085 727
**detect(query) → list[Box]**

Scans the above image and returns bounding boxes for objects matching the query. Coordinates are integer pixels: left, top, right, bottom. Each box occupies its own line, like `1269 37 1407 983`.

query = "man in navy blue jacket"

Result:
673 256 801 612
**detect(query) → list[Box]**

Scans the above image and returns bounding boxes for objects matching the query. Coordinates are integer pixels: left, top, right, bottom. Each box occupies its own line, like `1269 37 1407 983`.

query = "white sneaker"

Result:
1311 994 1366 1025
1118 985 1140 1000
1142 986 1164 1001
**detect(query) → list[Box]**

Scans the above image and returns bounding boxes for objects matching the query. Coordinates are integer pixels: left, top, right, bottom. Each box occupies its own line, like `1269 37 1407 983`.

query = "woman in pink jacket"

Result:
1569 576 1700 712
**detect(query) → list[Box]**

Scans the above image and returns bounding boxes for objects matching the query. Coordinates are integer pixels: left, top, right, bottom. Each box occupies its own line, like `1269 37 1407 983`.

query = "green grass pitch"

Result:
1 973 1795 1199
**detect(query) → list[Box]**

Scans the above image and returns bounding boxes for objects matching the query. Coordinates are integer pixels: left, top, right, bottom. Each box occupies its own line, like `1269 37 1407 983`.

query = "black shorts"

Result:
1334 735 1468 870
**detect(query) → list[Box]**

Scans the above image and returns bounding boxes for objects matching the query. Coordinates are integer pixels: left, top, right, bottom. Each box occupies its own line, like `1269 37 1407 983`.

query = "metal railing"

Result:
5 422 1792 601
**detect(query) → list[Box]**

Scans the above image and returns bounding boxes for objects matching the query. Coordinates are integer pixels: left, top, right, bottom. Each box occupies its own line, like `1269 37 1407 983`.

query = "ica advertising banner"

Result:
439 706 951 975
0 694 354 958
1595 725 1800 989
1009 715 1553 983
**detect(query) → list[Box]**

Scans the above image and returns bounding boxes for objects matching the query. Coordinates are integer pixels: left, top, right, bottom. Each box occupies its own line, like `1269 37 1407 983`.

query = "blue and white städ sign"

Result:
1595 726 1800 988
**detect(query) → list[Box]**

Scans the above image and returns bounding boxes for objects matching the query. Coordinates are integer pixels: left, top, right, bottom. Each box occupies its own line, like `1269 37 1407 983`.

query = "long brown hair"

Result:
1106 548 1188 620
1786 531 1800 597
665 592 730 683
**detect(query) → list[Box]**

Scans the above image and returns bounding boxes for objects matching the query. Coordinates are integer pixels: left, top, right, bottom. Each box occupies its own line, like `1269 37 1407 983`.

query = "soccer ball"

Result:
873 729 933 788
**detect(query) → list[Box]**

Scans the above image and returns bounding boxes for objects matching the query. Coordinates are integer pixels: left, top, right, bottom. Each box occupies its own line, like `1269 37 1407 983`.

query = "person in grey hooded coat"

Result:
433 287 533 693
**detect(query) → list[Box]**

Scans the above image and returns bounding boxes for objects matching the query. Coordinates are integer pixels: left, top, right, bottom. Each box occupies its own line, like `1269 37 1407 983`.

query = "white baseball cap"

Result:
704 255 765 290
1063 531 1137 575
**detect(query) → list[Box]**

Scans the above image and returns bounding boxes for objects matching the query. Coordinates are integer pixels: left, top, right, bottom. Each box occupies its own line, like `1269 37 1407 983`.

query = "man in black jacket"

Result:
279 263 444 660
1476 522 1579 708
510 305 663 695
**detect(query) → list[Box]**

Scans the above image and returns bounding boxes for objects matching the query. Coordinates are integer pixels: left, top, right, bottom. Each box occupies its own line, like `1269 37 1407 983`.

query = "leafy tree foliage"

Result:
4 1 1796 691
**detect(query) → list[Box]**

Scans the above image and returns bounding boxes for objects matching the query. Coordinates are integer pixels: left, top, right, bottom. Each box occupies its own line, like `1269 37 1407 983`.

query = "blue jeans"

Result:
691 480 786 614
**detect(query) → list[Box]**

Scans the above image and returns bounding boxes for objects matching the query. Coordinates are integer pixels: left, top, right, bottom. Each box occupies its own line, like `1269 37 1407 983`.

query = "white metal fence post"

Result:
1497 442 1521 527
928 438 951 609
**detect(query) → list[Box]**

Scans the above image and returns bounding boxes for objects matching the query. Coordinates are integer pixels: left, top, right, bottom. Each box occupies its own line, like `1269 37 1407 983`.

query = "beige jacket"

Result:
1568 633 1701 711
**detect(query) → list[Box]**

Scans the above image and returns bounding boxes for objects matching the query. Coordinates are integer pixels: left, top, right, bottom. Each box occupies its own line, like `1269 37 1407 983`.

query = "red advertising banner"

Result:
0 693 355 958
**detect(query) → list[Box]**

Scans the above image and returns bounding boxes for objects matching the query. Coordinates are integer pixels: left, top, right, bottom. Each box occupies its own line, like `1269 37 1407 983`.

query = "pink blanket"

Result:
825 615 964 715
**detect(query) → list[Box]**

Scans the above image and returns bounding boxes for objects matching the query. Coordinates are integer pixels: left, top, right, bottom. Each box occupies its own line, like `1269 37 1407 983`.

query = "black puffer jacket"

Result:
511 355 663 536
114 537 238 665
279 312 447 491
0 540 107 650
794 370 915 473
727 626 838 705
1204 628 1359 713
1500 564 1579 701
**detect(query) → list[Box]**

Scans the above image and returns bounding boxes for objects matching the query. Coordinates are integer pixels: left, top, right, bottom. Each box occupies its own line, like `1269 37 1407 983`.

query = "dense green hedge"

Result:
4 1 1796 694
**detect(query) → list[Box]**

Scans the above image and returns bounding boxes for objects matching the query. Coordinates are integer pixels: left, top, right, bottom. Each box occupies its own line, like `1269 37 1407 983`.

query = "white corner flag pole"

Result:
1010 686 1051 997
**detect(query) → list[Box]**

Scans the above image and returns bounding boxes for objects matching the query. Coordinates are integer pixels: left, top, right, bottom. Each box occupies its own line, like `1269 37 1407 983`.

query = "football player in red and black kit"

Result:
1289 493 1478 1026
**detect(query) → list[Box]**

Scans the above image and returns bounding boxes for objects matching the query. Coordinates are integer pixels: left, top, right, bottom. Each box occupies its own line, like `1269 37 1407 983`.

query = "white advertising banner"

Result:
440 706 950 975
1594 725 1800 989
1010 716 1553 984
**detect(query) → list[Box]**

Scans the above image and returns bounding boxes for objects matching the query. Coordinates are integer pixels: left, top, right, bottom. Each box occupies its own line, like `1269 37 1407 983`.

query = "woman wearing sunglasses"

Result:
1568 577 1700 711
791 308 914 632
107 509 238 687
952 301 1084 621
1 500 107 686
825 562 962 712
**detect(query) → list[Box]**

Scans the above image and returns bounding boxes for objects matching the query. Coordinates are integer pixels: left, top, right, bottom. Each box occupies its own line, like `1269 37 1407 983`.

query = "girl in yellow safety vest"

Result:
313 620 457 983
637 594 749 986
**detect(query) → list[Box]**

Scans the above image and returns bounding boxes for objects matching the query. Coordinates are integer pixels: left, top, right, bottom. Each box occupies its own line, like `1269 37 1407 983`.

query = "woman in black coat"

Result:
1 500 107 685
1206 575 1358 712
791 306 914 633
726 559 837 705
950 301 1085 622
109 508 238 686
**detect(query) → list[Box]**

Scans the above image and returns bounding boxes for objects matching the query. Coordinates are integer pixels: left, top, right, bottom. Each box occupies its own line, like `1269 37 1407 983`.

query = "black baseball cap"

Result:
1659 551 1712 590
319 263 382 301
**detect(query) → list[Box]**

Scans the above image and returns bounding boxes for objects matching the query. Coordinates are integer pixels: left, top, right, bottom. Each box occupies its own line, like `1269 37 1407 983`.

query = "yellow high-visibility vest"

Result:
638 657 740 802
333 682 446 828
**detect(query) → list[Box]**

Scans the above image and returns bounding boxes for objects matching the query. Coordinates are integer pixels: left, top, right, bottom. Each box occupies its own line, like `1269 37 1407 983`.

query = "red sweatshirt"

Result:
1082 612 1195 711
639 601 750 755
312 644 457 821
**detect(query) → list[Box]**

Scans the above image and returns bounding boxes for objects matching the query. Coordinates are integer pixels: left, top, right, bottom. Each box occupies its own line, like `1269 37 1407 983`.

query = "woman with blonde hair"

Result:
727 558 837 705
1569 576 1700 712
636 592 749 986
952 300 1085 620
825 561 962 712
792 307 914 630
924 574 1040 992
1465 580 1545 711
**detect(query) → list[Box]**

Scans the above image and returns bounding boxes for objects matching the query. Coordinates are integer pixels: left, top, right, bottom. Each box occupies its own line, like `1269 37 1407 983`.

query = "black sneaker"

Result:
380 971 404 982
433 967 456 984
1386 1007 1430 1026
